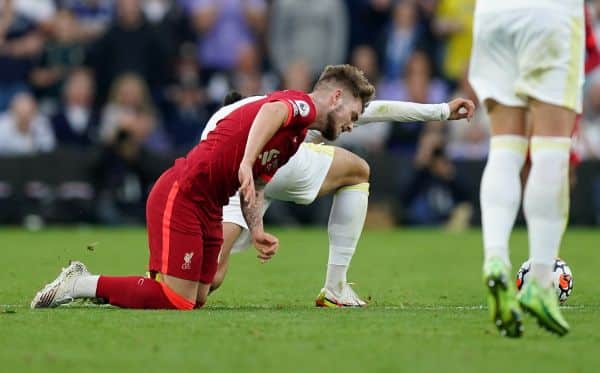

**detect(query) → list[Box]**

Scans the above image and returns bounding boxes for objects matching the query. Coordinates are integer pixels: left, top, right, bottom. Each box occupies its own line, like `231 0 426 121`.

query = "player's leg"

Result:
315 147 370 307
194 219 224 307
513 8 583 336
209 222 243 293
32 171 199 310
477 101 527 337
518 100 574 335
468 11 528 337
480 102 528 267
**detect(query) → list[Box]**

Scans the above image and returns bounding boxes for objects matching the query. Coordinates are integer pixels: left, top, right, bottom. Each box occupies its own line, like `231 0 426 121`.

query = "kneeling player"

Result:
31 65 376 310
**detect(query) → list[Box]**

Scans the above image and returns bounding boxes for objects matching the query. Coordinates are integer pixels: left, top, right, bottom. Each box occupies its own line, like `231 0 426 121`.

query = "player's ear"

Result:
331 88 342 106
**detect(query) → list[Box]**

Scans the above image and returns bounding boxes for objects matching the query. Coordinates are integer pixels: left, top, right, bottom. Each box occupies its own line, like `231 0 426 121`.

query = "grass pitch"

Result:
1 227 599 372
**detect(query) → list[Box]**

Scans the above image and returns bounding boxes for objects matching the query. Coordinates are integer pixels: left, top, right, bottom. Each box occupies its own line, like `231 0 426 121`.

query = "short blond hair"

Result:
314 64 375 110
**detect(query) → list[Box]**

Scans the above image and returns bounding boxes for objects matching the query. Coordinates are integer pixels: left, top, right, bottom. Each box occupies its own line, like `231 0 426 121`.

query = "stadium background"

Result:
1 0 600 229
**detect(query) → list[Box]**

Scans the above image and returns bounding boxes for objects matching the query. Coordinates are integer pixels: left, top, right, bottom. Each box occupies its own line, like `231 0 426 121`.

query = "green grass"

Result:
1 227 599 372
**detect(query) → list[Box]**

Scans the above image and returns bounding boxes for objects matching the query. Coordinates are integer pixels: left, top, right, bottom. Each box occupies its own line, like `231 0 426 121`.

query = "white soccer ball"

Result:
516 258 574 304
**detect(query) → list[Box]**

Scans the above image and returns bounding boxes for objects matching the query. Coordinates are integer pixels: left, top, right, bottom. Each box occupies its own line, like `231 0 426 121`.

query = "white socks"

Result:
325 183 369 293
524 136 571 288
481 135 528 268
72 275 100 298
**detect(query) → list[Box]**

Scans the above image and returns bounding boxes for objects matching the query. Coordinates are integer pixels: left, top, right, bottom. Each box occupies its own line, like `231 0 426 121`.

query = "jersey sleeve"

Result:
267 92 315 127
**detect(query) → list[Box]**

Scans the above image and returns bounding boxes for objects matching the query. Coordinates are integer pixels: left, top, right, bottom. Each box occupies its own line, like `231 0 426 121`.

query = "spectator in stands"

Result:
86 0 170 102
578 70 600 159
99 73 167 153
346 0 393 50
280 59 312 92
231 43 277 98
188 0 266 75
433 0 474 87
400 133 471 227
381 0 424 81
0 0 54 111
162 43 210 153
269 0 348 80
446 70 490 160
378 50 448 154
142 0 193 65
351 45 381 87
30 10 87 108
51 68 99 148
163 78 208 154
0 92 55 155
57 0 114 42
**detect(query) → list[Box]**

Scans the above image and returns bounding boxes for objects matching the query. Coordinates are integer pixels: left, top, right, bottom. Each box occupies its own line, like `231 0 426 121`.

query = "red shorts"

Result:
147 168 223 284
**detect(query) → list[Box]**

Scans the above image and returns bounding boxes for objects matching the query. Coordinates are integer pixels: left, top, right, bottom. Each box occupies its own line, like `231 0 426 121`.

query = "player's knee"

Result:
353 156 370 183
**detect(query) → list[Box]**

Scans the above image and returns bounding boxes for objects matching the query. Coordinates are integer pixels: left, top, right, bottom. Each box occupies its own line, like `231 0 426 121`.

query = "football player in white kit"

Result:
469 0 584 337
201 93 475 307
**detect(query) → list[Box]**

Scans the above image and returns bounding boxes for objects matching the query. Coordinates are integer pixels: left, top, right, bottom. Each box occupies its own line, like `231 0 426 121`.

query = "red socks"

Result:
96 276 194 310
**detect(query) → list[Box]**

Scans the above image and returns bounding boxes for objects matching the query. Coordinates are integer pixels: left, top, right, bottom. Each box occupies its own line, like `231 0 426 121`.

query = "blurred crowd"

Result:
1 0 600 226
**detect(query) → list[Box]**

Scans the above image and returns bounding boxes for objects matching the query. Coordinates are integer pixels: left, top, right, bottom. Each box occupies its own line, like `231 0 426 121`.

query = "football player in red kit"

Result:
31 65 376 310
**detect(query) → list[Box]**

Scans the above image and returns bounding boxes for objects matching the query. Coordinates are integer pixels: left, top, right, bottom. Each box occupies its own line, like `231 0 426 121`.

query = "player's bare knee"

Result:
344 153 370 184
354 156 370 182
161 274 199 303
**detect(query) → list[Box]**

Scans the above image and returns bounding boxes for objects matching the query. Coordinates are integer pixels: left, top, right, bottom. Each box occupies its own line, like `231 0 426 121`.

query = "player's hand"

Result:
447 98 475 121
252 231 279 263
238 161 256 207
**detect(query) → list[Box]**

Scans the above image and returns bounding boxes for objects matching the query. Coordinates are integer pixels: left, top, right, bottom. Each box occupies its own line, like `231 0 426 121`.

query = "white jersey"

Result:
475 0 583 15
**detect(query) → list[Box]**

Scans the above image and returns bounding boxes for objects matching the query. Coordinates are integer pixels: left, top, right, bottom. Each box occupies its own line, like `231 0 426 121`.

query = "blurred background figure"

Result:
0 0 54 111
50 68 99 148
379 51 448 155
86 0 170 103
0 92 55 155
269 0 348 80
446 70 490 160
433 0 474 88
381 0 424 81
188 0 266 75
30 9 86 110
57 0 114 42
99 73 165 153
399 130 471 227
578 70 600 159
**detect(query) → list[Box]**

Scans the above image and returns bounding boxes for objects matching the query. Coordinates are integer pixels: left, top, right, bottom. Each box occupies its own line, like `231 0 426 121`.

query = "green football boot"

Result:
518 279 570 336
483 257 523 338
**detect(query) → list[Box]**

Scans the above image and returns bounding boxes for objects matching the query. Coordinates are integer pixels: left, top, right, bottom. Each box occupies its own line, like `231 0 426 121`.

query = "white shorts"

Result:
223 143 335 253
468 8 584 113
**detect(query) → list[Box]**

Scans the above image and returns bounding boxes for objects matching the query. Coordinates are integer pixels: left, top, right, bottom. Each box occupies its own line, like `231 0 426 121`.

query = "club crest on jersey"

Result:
289 100 310 118
182 252 194 270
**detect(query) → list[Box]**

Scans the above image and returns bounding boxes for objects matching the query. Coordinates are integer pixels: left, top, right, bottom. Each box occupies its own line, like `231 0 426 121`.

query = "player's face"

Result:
322 91 362 141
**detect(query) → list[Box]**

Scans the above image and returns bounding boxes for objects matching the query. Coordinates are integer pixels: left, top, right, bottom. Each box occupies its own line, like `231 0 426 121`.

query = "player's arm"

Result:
355 98 475 125
240 180 279 262
238 101 289 207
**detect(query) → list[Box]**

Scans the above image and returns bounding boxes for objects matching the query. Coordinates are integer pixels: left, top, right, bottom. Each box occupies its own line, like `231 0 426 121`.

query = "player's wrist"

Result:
440 103 451 120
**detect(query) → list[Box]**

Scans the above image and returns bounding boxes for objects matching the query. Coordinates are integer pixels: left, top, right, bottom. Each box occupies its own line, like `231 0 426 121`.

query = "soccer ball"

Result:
516 258 574 304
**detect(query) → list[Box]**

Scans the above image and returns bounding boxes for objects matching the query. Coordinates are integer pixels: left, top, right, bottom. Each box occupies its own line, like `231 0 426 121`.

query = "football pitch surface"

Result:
1 227 599 372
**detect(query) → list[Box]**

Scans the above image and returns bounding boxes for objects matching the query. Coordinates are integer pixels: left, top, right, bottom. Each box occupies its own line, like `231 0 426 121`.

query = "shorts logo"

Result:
258 149 280 166
182 252 194 270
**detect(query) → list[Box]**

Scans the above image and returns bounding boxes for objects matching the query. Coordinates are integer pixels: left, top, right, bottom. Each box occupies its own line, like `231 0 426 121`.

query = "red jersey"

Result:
174 90 317 209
